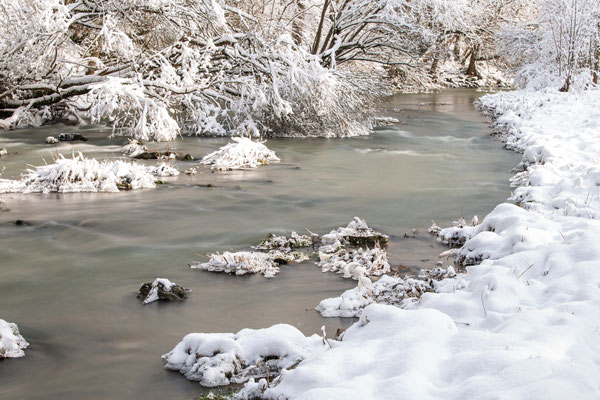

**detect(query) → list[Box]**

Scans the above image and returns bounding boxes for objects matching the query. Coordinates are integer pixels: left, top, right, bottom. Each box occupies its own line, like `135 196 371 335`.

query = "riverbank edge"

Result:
230 88 600 399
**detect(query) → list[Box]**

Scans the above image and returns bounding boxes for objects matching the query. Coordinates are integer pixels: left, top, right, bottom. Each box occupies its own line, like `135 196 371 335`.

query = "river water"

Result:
0 90 519 399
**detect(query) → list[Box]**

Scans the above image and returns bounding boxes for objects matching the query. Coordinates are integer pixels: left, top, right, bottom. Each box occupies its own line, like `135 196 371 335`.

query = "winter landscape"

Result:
1 1 600 399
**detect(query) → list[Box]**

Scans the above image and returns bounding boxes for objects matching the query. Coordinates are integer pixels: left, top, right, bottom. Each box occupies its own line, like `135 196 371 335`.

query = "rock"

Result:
177 154 194 161
45 136 59 144
0 148 7 156
116 181 132 191
58 133 88 142
0 319 29 358
137 278 188 304
345 233 389 248
14 220 31 226
134 151 177 160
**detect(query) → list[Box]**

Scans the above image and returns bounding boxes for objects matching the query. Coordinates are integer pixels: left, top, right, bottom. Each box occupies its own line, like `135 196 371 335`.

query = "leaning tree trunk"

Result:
466 44 481 78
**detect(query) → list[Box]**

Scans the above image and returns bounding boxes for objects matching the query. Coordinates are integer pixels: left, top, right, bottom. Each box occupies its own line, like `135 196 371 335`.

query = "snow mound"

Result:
0 319 29 358
201 137 280 171
316 267 458 318
191 250 308 279
162 324 324 387
0 153 177 193
264 305 458 399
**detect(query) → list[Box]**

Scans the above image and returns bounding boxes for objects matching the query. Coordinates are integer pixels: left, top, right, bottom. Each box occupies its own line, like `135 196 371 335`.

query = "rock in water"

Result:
0 319 29 358
0 148 7 156
58 132 88 142
45 136 59 144
137 278 187 304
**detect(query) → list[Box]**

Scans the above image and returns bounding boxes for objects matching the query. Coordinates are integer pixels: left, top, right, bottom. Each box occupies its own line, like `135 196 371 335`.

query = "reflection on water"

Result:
0 90 519 399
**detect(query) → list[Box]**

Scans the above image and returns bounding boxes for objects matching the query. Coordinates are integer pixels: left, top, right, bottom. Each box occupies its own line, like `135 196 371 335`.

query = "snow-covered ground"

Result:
169 89 600 399
0 153 178 193
0 319 28 358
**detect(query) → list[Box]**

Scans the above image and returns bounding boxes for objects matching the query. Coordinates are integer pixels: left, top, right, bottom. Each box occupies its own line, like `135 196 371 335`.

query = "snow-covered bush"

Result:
191 250 308 279
200 137 280 171
0 153 176 193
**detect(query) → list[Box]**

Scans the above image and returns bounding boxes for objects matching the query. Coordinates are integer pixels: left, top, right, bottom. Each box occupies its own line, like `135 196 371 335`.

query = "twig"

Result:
517 263 535 279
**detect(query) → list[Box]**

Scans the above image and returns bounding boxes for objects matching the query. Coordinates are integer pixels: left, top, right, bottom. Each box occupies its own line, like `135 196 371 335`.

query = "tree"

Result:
499 0 600 90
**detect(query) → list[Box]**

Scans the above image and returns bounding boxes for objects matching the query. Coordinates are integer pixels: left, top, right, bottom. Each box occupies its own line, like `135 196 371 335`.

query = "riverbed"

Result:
0 90 520 399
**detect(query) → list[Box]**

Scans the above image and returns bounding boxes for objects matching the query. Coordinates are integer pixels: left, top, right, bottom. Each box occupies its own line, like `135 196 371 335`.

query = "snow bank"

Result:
200 137 280 171
0 153 177 193
191 250 308 279
0 319 29 358
162 324 325 387
201 89 600 399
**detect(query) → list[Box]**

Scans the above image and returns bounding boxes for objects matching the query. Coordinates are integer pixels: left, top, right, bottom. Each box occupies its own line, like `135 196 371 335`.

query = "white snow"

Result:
0 319 29 358
0 153 177 193
316 267 458 318
318 245 390 279
200 137 280 171
162 324 325 387
142 278 176 305
216 89 600 399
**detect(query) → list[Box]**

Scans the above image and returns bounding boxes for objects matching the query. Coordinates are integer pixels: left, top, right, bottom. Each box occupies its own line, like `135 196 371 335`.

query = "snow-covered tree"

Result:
499 0 600 90
0 0 521 138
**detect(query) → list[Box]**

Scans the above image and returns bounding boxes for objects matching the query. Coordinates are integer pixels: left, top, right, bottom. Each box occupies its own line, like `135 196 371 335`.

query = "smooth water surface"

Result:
0 90 520 399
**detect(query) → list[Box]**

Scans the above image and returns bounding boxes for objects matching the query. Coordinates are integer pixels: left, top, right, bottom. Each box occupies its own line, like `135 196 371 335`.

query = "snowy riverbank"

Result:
169 89 600 399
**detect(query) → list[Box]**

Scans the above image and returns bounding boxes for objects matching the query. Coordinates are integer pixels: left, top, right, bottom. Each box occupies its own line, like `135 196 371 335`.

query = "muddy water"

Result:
0 90 520 399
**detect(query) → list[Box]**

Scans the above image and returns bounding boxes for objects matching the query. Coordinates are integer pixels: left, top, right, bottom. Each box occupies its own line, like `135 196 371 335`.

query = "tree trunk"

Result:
466 45 481 78
311 0 330 54
291 0 306 46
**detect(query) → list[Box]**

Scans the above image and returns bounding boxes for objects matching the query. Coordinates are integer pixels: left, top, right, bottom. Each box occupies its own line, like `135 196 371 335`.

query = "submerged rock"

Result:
0 319 29 358
134 151 175 160
58 132 88 142
137 278 188 304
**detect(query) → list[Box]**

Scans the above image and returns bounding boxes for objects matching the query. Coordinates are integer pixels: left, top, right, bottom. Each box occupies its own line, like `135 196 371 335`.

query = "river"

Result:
0 90 520 399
